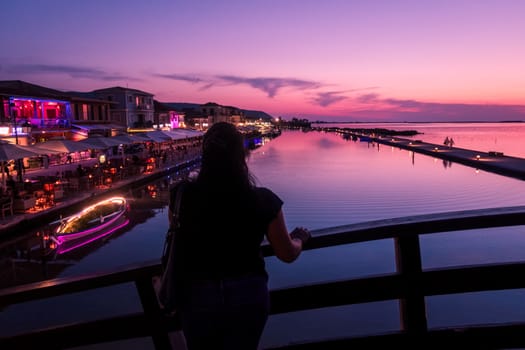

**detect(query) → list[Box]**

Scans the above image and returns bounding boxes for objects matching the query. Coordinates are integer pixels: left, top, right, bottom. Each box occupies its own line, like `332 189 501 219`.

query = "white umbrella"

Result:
110 134 146 164
35 139 94 153
164 130 190 141
0 141 44 162
170 128 204 138
110 134 140 145
129 134 152 143
0 141 44 187
78 136 121 149
144 131 173 143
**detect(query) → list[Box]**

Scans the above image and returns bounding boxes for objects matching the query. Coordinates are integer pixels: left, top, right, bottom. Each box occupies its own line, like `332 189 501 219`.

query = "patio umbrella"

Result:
130 133 152 142
144 131 173 143
112 134 145 144
78 136 123 149
0 141 44 162
0 141 44 187
35 139 95 153
110 134 146 164
169 128 204 139
30 140 97 179
164 130 189 141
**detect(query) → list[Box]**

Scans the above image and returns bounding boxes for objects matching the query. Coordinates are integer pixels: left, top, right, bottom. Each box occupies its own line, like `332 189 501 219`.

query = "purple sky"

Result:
1 0 524 122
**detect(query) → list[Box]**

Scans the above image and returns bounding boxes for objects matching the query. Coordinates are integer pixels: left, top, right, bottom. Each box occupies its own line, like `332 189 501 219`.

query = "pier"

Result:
318 127 525 181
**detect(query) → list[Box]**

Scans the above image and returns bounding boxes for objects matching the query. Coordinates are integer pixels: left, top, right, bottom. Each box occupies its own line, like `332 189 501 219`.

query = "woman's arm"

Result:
266 209 310 263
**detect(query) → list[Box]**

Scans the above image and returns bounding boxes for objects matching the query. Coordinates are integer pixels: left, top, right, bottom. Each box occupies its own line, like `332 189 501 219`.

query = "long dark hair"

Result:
196 122 255 191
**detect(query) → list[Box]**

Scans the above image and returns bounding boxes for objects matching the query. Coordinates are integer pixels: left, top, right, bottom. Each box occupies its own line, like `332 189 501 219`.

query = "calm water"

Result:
1 124 525 348
316 121 525 159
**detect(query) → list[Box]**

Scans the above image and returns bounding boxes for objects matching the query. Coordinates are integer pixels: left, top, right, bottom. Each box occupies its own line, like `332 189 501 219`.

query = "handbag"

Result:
158 181 186 313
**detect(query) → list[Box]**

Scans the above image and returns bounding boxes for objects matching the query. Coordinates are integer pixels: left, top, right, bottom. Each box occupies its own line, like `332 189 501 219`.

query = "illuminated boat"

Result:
53 197 129 246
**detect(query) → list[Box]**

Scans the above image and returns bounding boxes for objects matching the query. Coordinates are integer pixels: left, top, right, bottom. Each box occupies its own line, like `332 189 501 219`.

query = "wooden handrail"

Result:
2 205 525 349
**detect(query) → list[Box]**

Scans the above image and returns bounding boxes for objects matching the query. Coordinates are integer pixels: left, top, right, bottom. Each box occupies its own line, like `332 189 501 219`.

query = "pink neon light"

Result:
56 210 125 243
56 197 127 243
56 219 130 255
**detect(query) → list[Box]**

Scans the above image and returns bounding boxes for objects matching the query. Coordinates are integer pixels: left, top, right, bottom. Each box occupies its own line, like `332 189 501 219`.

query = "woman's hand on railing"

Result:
290 227 311 246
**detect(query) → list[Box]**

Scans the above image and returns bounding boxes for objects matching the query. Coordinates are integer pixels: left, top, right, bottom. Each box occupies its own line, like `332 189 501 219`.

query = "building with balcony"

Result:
0 80 120 143
0 80 74 144
91 87 155 132
199 102 245 126
153 100 185 130
67 91 123 137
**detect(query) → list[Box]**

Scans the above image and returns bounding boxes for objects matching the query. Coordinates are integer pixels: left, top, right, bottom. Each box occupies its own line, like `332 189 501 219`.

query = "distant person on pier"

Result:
163 122 311 350
449 137 455 148
444 136 450 147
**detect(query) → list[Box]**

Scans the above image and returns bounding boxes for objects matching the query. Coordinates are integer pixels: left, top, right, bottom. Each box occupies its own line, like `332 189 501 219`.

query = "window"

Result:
82 104 88 120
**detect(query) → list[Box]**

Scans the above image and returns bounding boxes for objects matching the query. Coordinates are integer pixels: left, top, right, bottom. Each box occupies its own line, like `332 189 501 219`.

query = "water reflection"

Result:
2 129 525 346
0 175 184 289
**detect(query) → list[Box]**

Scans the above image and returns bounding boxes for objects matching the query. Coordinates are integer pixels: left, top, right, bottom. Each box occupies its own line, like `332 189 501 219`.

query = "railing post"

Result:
394 234 428 334
135 277 172 350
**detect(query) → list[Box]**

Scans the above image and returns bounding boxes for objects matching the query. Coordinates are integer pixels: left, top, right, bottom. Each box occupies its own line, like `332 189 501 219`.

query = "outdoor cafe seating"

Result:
1 196 13 219
13 192 37 212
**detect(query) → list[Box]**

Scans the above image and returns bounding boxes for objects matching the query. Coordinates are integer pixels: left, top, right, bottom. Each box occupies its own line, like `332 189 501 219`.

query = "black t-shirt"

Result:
169 180 283 280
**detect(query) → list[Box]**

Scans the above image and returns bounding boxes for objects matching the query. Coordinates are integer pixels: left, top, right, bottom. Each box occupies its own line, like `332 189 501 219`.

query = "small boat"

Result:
53 197 129 245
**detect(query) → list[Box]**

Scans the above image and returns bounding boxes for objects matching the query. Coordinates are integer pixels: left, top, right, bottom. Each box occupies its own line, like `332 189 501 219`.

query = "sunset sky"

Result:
1 0 524 122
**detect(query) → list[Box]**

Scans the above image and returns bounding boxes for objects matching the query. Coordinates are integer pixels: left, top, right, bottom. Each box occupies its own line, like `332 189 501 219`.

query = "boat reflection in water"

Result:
49 196 130 255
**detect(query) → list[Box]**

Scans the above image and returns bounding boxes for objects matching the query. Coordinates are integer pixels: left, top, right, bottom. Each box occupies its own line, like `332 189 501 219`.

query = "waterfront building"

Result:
198 102 245 127
91 86 155 133
67 91 123 137
153 100 186 130
1 80 270 143
0 80 119 142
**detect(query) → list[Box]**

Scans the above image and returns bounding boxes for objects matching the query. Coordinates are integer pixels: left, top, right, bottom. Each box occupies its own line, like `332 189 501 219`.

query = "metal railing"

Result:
2 205 525 349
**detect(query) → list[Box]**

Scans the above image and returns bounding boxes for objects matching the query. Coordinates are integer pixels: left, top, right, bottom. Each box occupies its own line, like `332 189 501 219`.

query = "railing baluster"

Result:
395 234 428 333
135 277 172 350
3 206 525 348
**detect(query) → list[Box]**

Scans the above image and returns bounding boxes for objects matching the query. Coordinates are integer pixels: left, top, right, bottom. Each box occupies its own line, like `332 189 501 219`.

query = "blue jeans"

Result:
180 274 270 350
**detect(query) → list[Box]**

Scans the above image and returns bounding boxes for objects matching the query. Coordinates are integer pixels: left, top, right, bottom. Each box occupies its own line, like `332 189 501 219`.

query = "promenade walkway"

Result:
386 137 525 181
0 152 201 237
340 130 525 181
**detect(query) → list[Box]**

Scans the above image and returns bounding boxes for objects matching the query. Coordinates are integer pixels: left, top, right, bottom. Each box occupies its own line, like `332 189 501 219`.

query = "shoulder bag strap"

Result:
170 182 185 230
162 182 186 267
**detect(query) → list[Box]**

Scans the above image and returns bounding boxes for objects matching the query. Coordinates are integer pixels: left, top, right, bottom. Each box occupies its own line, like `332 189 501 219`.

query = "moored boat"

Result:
53 197 129 245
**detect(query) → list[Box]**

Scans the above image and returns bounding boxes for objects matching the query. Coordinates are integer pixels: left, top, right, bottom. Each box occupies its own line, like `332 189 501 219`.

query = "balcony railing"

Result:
2 205 525 349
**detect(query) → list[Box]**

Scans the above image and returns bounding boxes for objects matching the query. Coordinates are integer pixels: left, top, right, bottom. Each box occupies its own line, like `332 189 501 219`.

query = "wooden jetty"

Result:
327 127 525 181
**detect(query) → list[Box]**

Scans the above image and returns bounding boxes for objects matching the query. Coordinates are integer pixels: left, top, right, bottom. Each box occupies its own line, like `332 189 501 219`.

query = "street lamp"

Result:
10 101 23 182
9 102 18 145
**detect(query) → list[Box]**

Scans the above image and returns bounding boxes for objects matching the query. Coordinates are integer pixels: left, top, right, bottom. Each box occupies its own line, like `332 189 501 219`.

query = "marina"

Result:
1 127 525 348
2 124 525 236
3 1 524 348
